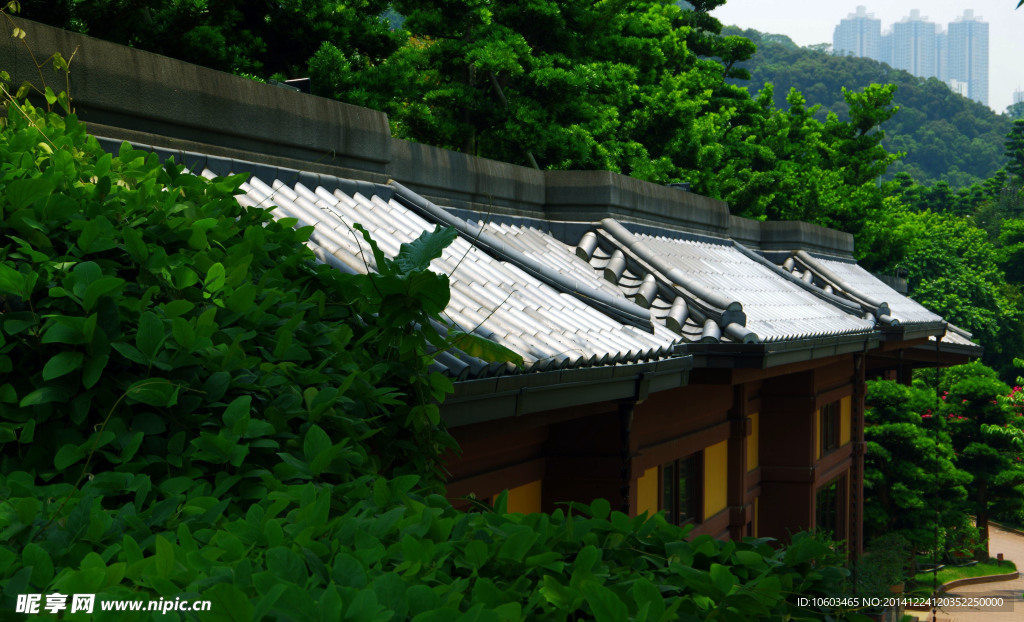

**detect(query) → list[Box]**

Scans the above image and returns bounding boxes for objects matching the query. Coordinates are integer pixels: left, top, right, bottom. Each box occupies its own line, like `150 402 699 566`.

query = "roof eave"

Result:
442 355 694 427
878 321 948 342
683 332 881 370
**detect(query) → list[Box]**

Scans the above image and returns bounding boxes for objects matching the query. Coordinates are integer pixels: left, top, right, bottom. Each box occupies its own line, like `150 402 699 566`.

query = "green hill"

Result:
724 27 1014 188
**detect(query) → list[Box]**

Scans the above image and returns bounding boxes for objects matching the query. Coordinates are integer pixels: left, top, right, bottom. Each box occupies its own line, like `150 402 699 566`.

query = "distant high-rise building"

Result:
833 6 881 60
891 10 938 78
946 10 988 106
879 32 893 65
936 31 948 81
947 79 969 97
1015 90 1024 105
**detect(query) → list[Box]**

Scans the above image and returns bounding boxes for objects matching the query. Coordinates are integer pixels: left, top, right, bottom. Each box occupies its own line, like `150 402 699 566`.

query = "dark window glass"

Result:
816 480 838 534
661 453 701 525
821 401 840 455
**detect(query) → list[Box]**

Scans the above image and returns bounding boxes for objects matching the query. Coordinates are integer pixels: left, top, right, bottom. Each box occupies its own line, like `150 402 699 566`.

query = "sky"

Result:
710 1 1024 114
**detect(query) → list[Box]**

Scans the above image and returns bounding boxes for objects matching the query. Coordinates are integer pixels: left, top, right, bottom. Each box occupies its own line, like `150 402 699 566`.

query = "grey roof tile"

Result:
575 222 875 344
236 175 685 379
180 153 970 377
807 255 944 325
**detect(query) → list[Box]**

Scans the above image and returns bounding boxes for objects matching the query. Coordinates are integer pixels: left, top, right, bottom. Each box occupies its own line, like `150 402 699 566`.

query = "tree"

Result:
1006 120 1024 182
940 363 1024 558
865 206 1024 373
998 220 1024 284
382 0 745 178
724 26 1013 188
863 381 971 565
20 0 404 77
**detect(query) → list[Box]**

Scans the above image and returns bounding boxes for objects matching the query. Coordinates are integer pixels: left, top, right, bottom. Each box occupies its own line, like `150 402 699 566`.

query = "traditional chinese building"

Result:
2 19 981 558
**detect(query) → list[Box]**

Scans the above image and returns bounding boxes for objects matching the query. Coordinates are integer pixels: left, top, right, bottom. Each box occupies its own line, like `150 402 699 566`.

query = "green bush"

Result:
0 90 860 620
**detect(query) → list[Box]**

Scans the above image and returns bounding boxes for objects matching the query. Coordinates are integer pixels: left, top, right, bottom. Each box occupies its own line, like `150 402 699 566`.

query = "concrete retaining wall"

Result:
0 18 853 256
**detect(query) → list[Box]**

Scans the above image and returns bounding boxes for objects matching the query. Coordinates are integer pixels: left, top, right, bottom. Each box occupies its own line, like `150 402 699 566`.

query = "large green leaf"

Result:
5 177 55 210
582 582 628 622
395 226 457 273
353 223 393 274
203 583 254 622
0 263 25 297
125 378 179 407
42 350 84 380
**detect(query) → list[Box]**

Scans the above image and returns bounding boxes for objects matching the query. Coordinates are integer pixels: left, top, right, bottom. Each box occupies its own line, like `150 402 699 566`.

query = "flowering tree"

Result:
863 381 970 564
939 362 1024 558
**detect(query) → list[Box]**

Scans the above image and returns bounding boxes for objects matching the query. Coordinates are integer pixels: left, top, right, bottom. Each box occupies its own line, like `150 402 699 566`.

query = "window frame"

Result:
660 452 702 526
820 400 840 456
815 475 848 541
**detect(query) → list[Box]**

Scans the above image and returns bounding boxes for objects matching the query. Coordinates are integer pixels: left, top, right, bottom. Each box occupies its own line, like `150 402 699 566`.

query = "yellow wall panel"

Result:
703 440 728 520
747 412 759 472
506 480 542 514
636 467 659 516
840 396 852 446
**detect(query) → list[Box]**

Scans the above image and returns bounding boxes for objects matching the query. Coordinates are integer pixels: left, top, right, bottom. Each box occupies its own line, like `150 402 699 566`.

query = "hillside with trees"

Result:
723 26 1015 188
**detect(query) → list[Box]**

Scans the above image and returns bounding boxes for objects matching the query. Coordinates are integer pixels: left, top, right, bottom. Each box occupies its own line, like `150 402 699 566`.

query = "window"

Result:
815 480 838 534
820 400 840 455
661 453 702 525
815 475 847 540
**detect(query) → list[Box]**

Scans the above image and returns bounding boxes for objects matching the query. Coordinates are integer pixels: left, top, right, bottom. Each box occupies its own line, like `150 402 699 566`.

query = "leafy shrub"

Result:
0 90 858 620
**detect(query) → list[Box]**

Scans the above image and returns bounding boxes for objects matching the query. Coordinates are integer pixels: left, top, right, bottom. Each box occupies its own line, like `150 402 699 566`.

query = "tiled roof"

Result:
102 138 974 376
933 323 981 349
574 220 876 344
781 252 945 327
227 171 679 379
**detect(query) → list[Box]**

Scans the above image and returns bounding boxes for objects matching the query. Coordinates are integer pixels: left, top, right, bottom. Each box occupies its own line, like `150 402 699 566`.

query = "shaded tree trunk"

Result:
976 480 990 561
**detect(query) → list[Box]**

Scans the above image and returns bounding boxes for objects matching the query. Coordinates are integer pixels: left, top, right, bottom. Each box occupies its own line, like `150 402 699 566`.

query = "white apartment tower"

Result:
833 6 882 60
891 10 938 79
946 10 989 106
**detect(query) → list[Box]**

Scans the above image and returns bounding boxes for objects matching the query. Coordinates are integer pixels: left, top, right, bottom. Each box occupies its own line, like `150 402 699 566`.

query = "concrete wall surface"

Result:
1 18 852 256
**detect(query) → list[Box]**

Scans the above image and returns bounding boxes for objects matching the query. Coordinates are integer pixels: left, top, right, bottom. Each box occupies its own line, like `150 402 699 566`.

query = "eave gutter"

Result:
441 355 693 427
879 321 948 342
681 332 881 370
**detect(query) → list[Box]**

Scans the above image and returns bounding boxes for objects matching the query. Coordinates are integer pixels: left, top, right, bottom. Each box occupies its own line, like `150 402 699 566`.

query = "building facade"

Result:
834 8 989 107
946 10 989 106
833 6 881 60
891 10 938 79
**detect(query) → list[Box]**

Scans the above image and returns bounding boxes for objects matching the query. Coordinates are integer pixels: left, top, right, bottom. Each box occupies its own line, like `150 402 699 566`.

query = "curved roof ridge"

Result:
597 218 747 327
793 250 891 317
729 243 868 319
388 181 655 334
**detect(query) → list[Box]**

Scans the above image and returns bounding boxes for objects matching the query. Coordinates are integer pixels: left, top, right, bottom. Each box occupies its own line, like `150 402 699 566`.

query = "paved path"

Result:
906 523 1024 622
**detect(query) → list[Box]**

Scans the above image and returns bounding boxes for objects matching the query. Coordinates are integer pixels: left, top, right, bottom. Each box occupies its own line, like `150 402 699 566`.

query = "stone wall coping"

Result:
2 17 854 258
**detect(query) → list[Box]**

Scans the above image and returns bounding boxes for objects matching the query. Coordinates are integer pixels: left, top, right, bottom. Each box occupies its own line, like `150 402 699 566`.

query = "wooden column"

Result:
543 406 631 512
727 383 752 540
758 371 816 541
850 353 867 558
